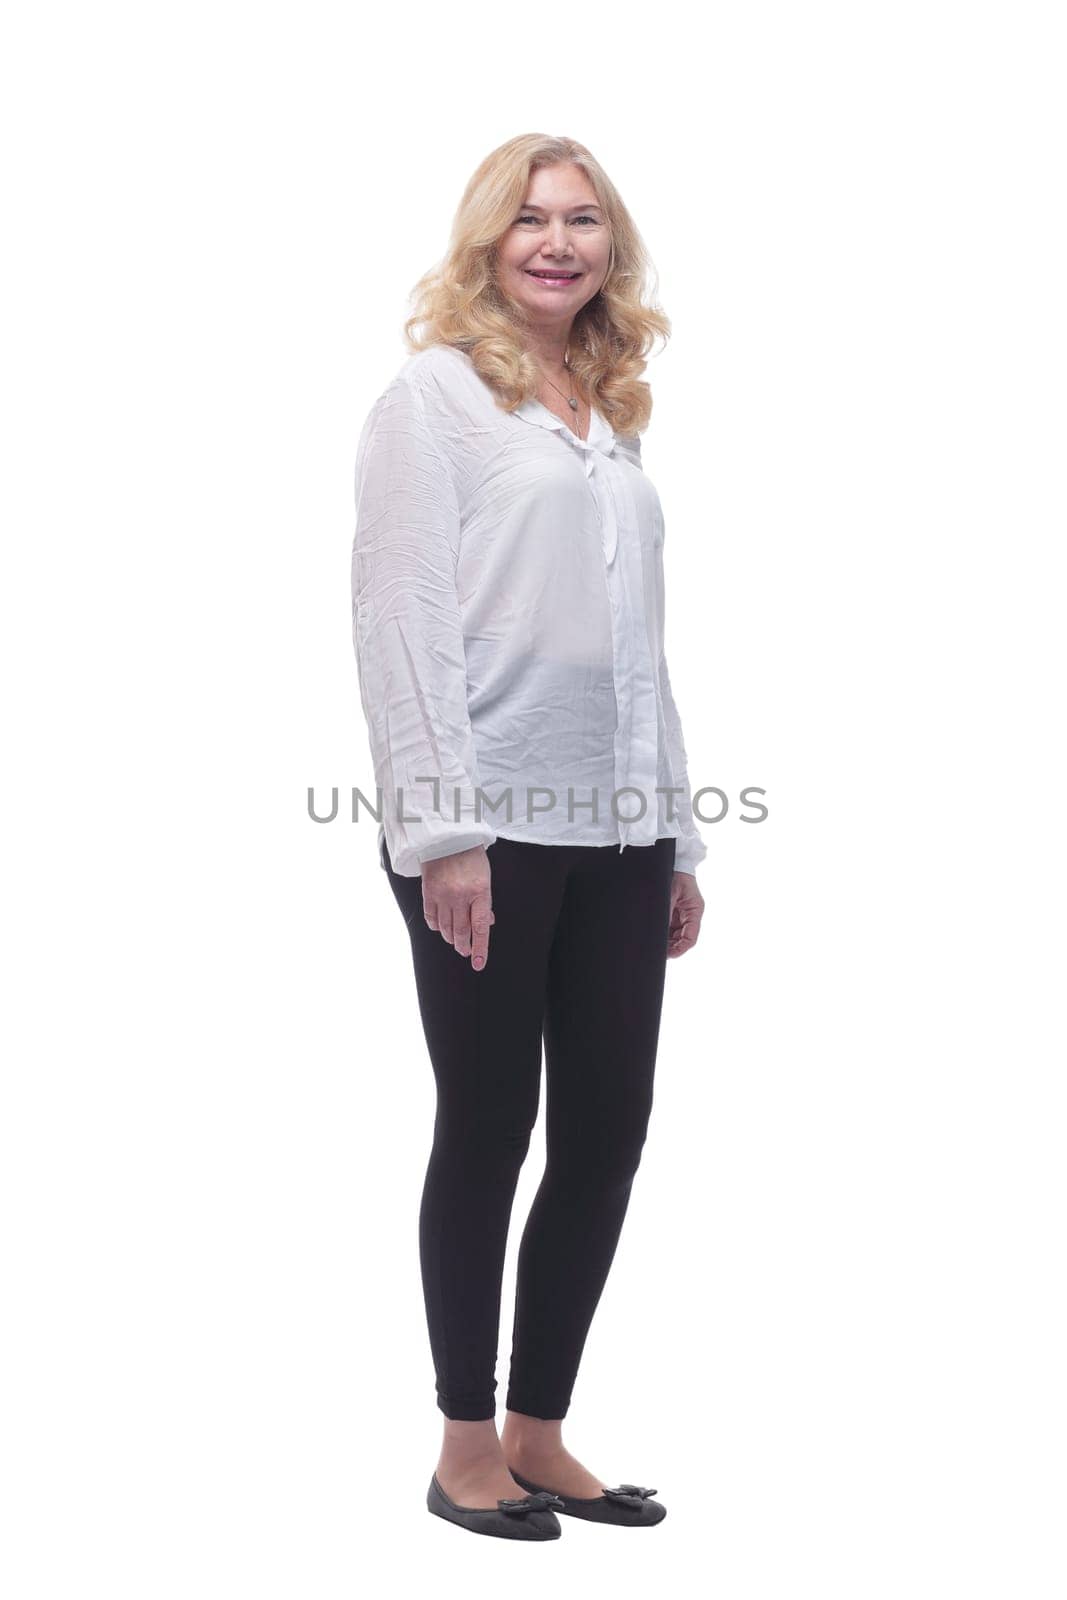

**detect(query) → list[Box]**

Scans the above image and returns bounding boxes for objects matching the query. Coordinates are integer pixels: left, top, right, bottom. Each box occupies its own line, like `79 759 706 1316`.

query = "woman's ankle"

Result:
501 1410 565 1454
439 1416 504 1466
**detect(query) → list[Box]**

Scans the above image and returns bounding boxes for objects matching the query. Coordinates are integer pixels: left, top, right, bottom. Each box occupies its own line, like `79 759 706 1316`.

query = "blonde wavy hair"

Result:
402 134 671 437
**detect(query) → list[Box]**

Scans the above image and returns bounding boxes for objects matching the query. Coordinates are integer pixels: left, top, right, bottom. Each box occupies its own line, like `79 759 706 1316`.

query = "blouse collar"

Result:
514 395 618 459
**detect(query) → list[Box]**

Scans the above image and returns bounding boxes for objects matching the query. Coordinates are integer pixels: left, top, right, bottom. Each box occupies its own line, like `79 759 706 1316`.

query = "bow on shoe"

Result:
602 1483 659 1509
497 1489 566 1516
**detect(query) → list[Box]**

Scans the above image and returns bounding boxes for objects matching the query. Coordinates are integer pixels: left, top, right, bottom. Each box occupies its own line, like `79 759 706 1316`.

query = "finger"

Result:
470 889 493 971
451 898 472 959
668 908 700 957
438 903 455 947
423 890 440 934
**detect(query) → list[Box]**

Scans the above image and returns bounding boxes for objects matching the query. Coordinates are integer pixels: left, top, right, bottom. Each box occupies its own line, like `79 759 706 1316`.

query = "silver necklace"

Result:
537 346 579 411
536 346 588 439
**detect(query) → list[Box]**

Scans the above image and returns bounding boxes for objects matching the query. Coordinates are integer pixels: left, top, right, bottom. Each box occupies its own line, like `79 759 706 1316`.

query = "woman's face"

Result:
495 162 612 332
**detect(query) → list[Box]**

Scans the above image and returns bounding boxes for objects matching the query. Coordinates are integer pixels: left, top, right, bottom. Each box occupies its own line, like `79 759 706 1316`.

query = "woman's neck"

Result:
524 329 572 374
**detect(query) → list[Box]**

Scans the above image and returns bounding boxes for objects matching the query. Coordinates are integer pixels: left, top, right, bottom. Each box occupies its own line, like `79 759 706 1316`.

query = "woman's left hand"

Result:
667 871 704 959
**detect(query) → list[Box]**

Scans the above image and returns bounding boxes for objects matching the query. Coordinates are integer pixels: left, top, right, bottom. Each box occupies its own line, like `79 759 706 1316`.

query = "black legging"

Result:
381 830 677 1421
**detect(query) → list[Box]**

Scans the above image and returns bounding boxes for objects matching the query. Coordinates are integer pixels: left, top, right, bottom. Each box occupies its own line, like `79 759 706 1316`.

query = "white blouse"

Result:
351 343 707 879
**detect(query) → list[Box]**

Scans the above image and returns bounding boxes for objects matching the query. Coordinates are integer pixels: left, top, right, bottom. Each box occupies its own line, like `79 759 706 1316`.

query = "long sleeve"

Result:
621 430 707 877
351 371 497 877
659 650 707 876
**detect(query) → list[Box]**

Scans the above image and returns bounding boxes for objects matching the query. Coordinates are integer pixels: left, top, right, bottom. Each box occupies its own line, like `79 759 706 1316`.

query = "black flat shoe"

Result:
426 1473 564 1540
509 1469 667 1526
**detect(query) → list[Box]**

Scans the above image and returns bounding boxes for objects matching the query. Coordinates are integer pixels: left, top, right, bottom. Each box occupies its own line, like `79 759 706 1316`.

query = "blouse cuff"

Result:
672 837 706 876
386 823 498 878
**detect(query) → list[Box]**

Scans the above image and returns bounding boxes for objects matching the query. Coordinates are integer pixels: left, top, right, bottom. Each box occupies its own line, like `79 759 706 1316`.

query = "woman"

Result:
351 134 706 1540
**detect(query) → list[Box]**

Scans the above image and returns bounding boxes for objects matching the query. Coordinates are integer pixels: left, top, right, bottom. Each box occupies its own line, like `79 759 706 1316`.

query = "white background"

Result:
3 2 1064 1595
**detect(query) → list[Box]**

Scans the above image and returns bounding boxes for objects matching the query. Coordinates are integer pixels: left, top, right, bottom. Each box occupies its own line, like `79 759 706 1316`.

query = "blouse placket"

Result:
512 400 663 854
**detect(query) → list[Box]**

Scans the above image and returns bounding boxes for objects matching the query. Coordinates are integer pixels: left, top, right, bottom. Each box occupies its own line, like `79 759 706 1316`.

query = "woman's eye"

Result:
515 214 600 226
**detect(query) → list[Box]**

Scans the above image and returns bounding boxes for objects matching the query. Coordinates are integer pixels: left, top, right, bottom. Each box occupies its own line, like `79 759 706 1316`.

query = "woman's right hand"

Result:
420 846 495 971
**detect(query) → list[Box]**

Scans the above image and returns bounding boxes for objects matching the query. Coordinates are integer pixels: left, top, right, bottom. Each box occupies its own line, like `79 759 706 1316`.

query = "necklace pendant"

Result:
568 397 578 410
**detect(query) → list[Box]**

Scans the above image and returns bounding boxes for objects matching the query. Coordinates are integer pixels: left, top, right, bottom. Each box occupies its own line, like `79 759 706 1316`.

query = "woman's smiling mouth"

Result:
525 268 583 286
